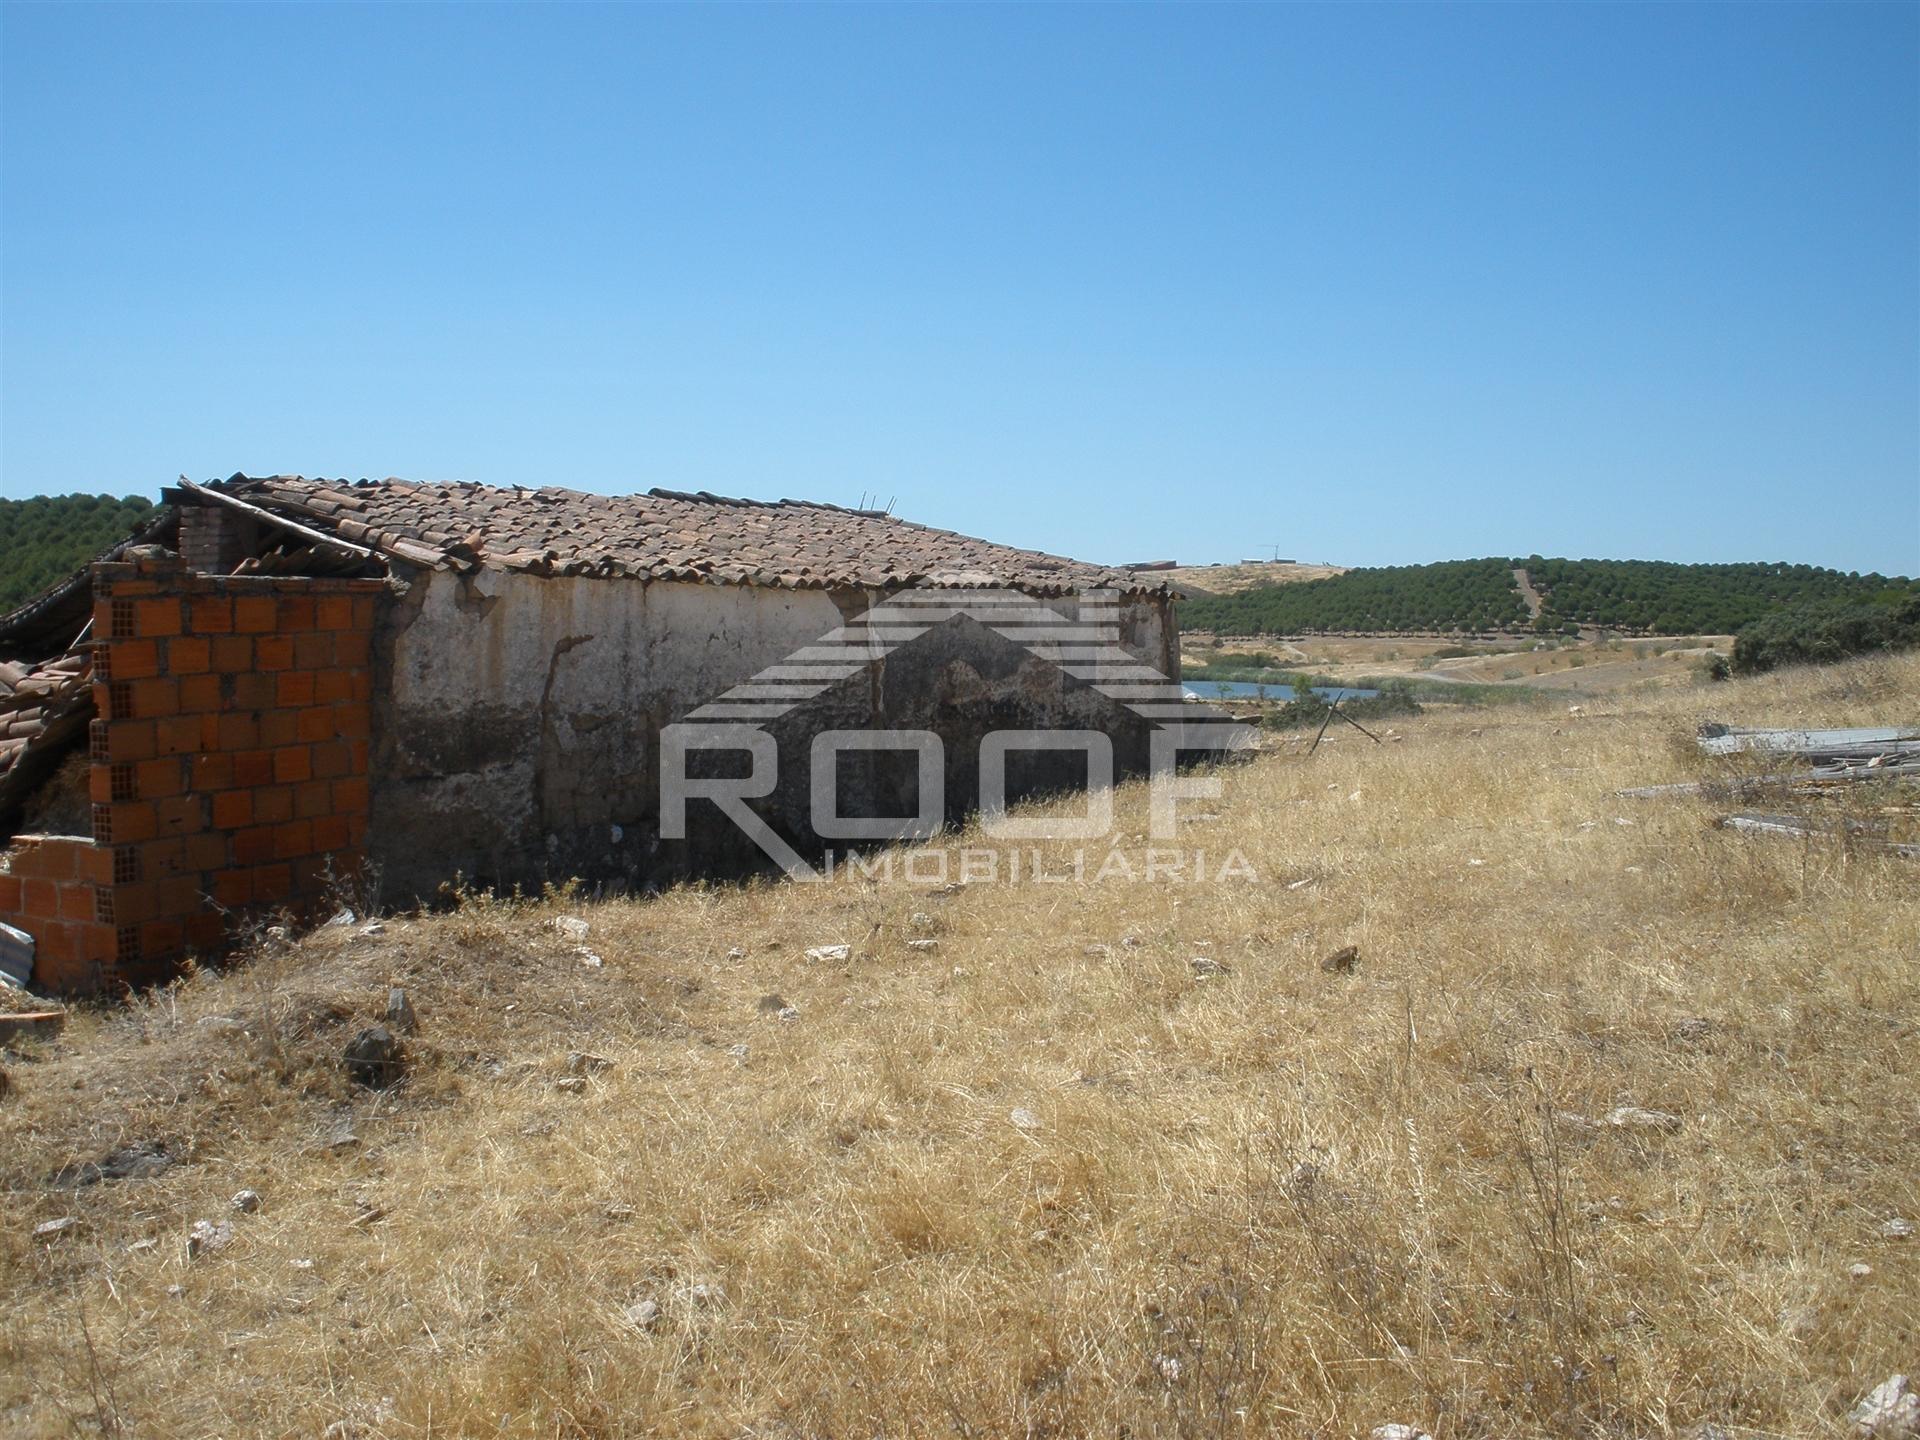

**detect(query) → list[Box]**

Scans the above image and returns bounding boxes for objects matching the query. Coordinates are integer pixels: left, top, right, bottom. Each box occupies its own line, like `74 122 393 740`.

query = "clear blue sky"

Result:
2 3 1915 575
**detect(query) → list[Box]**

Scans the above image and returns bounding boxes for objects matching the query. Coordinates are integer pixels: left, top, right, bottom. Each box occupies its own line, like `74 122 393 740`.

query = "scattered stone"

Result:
1881 1218 1915 1241
1850 1262 1875 1279
1601 1106 1684 1134
624 1298 661 1330
291 1258 314 1270
1320 945 1360 974
165 1284 185 1298
324 1121 360 1152
126 1237 157 1254
186 1218 234 1258
33 1216 80 1242
756 994 798 1020
1370 1427 1434 1440
50 1139 174 1186
909 913 935 931
360 921 387 938
1009 1107 1041 1132
231 1189 263 1214
1189 956 1229 979
1850 1375 1920 1439
1154 1354 1182 1384
554 1076 589 1094
906 939 938 952
554 917 591 941
805 944 850 963
567 1051 614 1076
384 988 418 1035
1286 877 1314 890
578 950 605 968
725 946 747 960
726 1043 750 1066
343 1026 404 1089
1671 1017 1713 1045
1083 944 1111 958
324 908 356 927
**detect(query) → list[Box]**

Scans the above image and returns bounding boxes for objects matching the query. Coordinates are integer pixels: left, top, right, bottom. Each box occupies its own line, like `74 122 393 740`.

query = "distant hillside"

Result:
0 493 157 613
1151 560 1346 597
1181 556 1918 637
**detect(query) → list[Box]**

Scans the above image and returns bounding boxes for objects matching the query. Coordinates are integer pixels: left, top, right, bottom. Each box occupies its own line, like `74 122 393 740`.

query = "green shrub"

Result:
1730 595 1920 675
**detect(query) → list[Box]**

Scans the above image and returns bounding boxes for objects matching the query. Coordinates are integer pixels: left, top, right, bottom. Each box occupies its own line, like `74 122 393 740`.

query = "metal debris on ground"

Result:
1716 812 1919 859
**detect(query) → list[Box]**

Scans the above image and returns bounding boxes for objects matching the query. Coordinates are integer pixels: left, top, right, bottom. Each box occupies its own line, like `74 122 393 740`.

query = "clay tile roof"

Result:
219 476 1166 599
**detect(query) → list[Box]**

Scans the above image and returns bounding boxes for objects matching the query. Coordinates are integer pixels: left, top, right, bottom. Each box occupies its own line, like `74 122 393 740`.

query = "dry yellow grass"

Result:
3 654 1916 1438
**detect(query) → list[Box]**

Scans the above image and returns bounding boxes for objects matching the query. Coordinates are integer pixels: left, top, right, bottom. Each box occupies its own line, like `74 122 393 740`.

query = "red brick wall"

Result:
0 836 114 992
0 551 384 993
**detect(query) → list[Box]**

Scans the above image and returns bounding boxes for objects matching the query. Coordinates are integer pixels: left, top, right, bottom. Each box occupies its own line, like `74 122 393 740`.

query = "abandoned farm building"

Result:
0 476 1184 993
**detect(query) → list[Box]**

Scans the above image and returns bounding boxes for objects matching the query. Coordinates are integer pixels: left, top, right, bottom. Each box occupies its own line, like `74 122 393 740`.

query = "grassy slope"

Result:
4 655 1917 1437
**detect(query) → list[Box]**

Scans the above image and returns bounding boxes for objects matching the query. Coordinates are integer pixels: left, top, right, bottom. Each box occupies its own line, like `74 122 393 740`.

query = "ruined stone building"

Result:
0 476 1188 993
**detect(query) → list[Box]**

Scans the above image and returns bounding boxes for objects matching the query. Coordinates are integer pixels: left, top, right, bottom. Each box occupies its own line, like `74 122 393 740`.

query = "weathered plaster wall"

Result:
368 570 1176 898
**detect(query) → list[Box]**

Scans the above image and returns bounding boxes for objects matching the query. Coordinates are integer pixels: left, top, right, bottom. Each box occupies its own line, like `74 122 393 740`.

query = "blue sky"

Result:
2 3 1915 575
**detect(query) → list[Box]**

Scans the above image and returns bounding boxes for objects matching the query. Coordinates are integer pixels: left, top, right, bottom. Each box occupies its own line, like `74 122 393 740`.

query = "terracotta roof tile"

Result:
221 476 1162 598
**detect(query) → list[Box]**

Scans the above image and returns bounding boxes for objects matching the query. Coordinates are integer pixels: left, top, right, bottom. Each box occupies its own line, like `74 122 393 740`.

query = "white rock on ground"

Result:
805 944 851 963
623 1298 661 1330
231 1189 262 1213
1009 1108 1041 1132
554 917 590 941
33 1216 80 1242
1370 1425 1435 1440
1850 1375 1920 1439
187 1219 233 1258
1880 1217 1914 1240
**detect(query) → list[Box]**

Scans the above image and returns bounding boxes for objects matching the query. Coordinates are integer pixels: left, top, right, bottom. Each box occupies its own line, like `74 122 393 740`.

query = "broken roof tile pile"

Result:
225 476 1162 597
0 650 92 817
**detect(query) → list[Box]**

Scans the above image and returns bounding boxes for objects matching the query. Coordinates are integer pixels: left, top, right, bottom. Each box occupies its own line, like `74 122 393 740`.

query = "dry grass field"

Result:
3 654 1916 1439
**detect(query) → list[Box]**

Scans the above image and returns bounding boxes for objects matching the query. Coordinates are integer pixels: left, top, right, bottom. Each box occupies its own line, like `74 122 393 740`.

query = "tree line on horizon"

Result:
0 493 158 614
1180 555 1918 638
